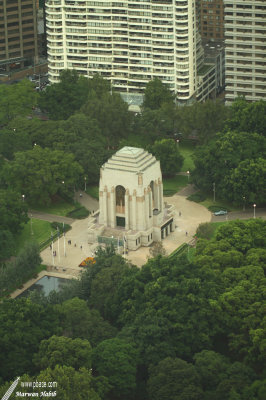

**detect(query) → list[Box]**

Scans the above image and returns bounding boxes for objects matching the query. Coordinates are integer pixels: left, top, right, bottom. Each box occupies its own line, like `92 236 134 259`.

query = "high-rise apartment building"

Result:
0 0 38 72
198 0 224 40
224 0 266 103
46 0 214 103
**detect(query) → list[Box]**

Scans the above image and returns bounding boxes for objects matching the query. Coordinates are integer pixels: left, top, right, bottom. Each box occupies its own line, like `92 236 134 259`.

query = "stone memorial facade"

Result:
88 147 175 251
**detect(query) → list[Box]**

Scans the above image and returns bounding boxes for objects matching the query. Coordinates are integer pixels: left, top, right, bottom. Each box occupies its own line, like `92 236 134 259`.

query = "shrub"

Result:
50 222 71 232
187 192 206 203
67 206 90 219
196 223 215 240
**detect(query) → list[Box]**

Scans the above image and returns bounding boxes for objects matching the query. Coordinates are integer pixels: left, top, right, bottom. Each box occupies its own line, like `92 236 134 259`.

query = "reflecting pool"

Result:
18 275 69 298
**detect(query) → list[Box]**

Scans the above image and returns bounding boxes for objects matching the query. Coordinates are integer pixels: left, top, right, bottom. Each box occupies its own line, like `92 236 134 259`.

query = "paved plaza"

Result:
40 192 212 270
14 190 265 298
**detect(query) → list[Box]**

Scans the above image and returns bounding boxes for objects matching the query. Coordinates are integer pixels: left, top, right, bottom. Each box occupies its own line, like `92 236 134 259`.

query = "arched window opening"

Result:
150 181 154 202
116 185 125 214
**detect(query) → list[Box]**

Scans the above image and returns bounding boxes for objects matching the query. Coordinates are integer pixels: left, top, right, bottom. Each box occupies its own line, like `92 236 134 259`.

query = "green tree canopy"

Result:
224 158 266 204
81 91 132 146
143 78 174 110
192 130 266 204
92 338 138 400
147 357 203 400
0 126 32 160
0 188 28 233
0 230 14 261
33 335 92 371
0 242 41 297
0 298 60 380
178 100 230 144
36 365 101 400
6 114 109 185
56 298 117 345
194 350 229 394
149 138 184 176
0 79 38 126
4 147 83 205
225 98 266 136
39 69 91 120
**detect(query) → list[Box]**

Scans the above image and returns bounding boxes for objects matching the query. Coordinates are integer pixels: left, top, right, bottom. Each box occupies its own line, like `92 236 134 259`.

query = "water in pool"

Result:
18 275 69 298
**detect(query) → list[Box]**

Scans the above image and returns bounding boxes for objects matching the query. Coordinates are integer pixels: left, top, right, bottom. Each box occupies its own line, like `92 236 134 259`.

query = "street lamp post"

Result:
187 170 190 182
243 196 246 211
213 183 216 202
253 203 256 219
22 194 25 202
84 176 87 192
30 213 33 235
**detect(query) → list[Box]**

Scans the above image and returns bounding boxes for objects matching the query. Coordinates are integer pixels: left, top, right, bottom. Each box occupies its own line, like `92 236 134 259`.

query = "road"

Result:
28 210 74 224
28 192 99 224
211 208 266 222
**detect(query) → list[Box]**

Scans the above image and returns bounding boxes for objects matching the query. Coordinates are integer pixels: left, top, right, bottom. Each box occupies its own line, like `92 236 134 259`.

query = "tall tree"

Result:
0 189 28 233
0 126 32 160
0 79 38 126
178 100 230 144
57 298 117 345
92 338 138 400
81 91 132 146
33 335 92 371
225 98 266 136
36 366 101 400
192 130 266 204
149 138 184 176
39 69 91 120
0 298 60 380
143 78 174 110
4 147 83 205
147 357 203 400
224 158 266 204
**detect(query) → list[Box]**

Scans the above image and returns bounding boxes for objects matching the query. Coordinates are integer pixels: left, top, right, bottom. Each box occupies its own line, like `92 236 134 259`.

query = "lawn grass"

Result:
86 185 99 200
32 199 76 216
211 221 227 237
179 143 196 172
199 196 240 212
163 175 188 196
14 219 57 255
187 246 196 262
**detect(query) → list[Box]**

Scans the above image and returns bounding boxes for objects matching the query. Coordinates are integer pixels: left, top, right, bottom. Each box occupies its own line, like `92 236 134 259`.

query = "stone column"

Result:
110 186 115 228
99 190 103 224
125 189 129 230
154 179 159 209
158 178 163 212
103 186 108 226
132 189 137 230
144 188 149 229
148 186 152 218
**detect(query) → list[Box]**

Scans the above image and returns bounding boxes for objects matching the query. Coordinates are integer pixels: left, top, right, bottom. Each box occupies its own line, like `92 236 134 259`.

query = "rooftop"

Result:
102 146 157 173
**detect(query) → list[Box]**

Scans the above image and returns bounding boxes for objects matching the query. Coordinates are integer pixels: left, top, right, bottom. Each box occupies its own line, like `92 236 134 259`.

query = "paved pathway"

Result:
29 210 74 224
39 214 100 276
211 208 266 222
39 191 212 270
177 183 198 197
74 191 99 213
125 193 212 266
31 192 266 274
28 192 99 223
